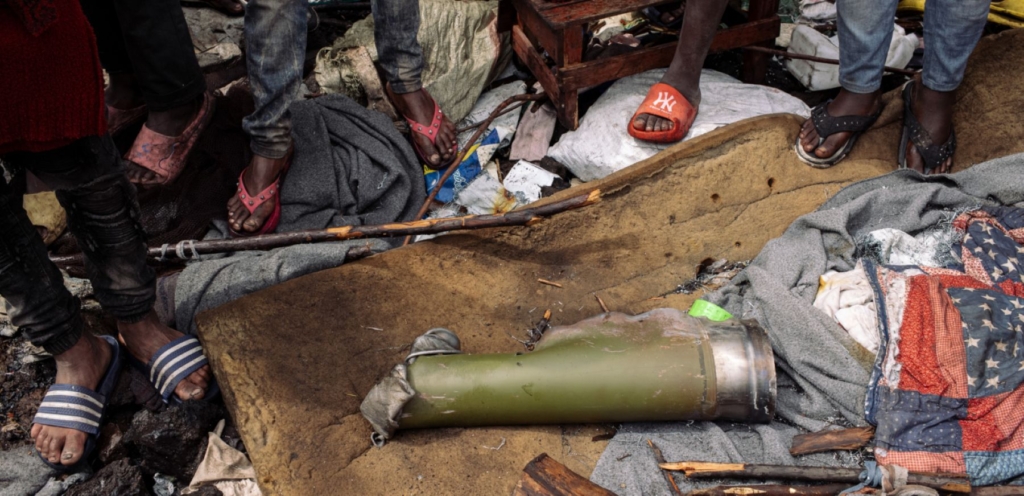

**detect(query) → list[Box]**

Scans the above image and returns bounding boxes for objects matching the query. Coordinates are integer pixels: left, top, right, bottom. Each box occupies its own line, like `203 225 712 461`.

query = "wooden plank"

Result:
557 17 780 91
513 0 564 64
561 23 583 65
538 0 679 29
512 25 561 102
513 453 617 496
789 426 875 456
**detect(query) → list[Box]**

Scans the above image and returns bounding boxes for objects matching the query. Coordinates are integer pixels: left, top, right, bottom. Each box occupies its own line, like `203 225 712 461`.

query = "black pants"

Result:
80 0 206 112
1 136 155 356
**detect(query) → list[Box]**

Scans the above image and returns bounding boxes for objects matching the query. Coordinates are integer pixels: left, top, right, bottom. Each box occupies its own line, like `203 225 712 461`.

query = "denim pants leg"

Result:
242 0 308 159
921 0 989 92
836 0 899 94
1 136 155 355
372 0 424 94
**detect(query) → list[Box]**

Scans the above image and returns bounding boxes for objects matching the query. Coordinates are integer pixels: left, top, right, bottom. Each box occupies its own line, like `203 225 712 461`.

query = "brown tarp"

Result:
196 29 1024 496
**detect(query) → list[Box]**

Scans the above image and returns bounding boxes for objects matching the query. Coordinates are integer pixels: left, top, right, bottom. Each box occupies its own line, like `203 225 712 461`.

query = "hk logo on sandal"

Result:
653 92 677 112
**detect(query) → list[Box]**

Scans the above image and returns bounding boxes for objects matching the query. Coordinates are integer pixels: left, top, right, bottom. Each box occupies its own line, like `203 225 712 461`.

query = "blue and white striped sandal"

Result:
133 335 219 404
32 334 123 471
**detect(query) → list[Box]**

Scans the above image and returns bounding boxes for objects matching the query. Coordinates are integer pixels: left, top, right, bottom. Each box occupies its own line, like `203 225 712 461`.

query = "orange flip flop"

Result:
627 83 696 143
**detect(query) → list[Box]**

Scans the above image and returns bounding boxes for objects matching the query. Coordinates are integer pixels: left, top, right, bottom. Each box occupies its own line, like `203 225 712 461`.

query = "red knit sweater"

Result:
0 0 106 155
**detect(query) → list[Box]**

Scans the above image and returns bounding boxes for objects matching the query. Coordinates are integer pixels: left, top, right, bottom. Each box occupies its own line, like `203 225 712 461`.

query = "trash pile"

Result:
3 0 1024 494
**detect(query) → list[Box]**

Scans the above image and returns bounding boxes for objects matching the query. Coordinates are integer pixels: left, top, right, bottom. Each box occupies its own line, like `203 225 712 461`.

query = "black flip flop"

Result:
796 99 882 168
898 81 956 173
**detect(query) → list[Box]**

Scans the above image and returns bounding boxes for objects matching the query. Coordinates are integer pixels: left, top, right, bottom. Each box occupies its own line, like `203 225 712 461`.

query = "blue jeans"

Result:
243 0 424 158
837 0 990 94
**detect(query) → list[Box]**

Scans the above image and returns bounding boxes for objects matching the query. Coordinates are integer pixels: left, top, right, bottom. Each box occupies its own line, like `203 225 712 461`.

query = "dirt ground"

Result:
196 28 1024 496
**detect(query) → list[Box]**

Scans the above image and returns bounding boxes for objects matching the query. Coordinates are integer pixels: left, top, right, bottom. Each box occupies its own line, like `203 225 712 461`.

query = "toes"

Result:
242 201 275 232
47 436 62 463
415 135 441 166
814 135 841 158
633 115 648 131
175 377 205 401
61 432 87 466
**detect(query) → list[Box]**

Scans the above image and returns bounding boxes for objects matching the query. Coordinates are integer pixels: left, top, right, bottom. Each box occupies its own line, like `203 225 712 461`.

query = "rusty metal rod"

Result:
741 46 918 77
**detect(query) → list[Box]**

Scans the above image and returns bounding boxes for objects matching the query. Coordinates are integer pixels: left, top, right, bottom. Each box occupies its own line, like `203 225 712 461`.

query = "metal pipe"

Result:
396 309 776 429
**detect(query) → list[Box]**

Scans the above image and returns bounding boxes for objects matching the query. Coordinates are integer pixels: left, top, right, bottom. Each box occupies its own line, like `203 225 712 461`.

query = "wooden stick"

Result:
538 279 563 288
740 46 919 77
658 462 970 493
403 92 548 246
648 440 684 496
789 426 875 456
687 484 850 496
50 190 600 266
596 295 609 313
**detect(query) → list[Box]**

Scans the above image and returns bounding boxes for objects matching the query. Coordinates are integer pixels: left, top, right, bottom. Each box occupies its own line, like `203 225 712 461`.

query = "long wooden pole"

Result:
659 462 970 493
49 190 600 265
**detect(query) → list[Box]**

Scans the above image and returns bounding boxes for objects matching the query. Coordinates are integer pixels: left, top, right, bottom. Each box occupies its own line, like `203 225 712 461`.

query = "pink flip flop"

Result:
229 147 293 238
106 103 147 136
389 86 458 168
125 92 215 186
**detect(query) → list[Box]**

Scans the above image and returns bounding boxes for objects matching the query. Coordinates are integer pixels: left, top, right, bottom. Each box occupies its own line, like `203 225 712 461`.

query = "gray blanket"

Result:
591 153 1024 494
174 95 425 333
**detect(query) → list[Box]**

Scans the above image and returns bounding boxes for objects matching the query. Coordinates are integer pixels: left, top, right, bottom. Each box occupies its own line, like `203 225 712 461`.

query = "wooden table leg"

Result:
555 27 583 130
741 0 780 84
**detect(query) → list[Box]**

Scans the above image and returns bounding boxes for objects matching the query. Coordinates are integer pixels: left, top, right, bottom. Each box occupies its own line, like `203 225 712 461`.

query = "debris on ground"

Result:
676 259 750 295
123 402 225 480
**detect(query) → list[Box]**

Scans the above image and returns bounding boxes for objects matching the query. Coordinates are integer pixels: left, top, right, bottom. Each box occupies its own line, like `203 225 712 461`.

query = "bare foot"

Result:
117 312 211 401
227 151 290 233
905 82 955 174
390 88 457 168
31 332 113 466
125 96 203 184
799 89 881 159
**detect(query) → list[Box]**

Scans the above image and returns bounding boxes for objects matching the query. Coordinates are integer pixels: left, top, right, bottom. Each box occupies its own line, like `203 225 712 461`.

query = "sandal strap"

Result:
147 336 209 401
406 100 444 145
902 83 957 172
810 100 881 139
237 171 281 216
32 385 105 436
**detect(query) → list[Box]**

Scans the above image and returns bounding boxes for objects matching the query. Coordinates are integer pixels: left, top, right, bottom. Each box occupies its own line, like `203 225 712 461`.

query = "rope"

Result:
840 461 884 495
158 240 202 261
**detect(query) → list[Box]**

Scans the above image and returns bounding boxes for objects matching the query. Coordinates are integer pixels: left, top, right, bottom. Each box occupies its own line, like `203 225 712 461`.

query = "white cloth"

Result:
812 261 879 354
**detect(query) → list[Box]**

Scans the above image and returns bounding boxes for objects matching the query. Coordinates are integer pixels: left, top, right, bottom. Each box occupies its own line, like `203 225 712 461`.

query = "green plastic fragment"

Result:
688 299 733 322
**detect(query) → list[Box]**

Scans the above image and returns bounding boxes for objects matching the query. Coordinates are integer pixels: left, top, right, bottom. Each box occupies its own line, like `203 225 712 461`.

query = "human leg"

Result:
901 0 989 173
374 0 456 167
3 136 209 465
798 0 897 162
230 0 307 234
630 0 728 139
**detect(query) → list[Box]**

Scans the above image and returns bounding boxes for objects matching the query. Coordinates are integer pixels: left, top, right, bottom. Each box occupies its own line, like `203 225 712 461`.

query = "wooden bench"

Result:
508 0 781 129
